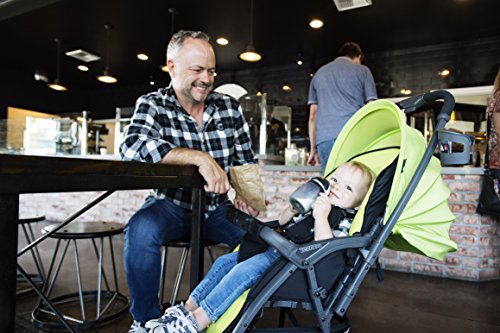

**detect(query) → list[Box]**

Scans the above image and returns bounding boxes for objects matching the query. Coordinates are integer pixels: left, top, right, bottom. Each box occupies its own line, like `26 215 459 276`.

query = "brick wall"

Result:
19 167 500 281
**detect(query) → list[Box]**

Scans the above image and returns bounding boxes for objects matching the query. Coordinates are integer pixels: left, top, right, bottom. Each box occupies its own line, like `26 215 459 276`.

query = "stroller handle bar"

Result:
226 205 371 268
396 90 454 123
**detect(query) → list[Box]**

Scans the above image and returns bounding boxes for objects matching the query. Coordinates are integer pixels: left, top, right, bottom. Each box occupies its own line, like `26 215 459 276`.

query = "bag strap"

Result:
484 109 492 171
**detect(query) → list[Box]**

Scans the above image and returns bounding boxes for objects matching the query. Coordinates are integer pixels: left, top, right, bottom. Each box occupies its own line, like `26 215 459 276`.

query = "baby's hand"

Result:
278 202 298 225
312 193 331 221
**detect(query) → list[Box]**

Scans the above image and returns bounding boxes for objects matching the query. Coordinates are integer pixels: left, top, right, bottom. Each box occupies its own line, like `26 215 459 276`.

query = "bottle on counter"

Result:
80 111 88 155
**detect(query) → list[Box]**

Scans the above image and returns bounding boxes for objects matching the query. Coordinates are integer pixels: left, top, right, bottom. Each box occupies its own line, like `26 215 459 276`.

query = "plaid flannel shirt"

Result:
120 84 256 212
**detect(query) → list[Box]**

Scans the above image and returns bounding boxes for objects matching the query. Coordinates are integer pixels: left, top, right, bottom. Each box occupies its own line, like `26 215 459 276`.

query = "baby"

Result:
146 161 374 333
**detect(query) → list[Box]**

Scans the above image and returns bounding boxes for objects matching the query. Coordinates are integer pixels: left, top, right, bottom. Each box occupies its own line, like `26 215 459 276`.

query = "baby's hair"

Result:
342 161 374 195
348 161 374 182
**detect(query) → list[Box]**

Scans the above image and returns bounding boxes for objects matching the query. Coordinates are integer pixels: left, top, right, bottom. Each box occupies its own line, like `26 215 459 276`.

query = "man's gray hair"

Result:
166 30 211 61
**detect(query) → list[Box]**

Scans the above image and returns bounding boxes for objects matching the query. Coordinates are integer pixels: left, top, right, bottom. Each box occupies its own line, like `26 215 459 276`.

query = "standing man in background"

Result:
307 42 377 171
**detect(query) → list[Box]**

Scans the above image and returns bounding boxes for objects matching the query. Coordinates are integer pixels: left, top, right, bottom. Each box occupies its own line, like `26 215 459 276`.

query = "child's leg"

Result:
196 248 279 328
188 251 239 309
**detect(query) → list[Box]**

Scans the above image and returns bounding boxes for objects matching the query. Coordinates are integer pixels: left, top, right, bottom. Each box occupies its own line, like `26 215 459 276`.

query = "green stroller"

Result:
208 90 468 333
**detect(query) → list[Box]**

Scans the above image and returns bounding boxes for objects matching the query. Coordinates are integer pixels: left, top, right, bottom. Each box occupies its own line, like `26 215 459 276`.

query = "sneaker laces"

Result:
158 303 186 323
145 306 198 333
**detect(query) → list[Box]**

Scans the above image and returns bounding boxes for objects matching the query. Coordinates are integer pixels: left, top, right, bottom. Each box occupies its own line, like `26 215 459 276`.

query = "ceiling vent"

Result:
65 49 100 63
333 0 372 12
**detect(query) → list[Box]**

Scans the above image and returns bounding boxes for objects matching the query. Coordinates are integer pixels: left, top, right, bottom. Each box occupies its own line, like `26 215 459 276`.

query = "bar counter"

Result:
0 153 205 332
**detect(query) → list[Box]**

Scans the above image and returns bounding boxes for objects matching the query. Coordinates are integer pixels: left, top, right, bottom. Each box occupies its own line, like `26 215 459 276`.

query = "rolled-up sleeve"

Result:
120 97 175 163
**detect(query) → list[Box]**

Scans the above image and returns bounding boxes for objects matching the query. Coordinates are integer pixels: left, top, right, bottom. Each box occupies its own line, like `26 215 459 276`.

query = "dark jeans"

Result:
123 196 245 323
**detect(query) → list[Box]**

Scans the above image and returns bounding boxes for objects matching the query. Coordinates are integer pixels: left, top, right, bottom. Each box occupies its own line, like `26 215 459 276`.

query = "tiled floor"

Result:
15 222 500 332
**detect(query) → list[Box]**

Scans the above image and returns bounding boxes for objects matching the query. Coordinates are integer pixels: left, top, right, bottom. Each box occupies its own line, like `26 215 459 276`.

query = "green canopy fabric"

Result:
325 99 457 261
207 99 457 333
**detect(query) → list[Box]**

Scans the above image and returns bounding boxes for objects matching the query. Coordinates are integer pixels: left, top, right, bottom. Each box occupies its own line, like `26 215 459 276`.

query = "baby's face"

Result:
327 164 368 209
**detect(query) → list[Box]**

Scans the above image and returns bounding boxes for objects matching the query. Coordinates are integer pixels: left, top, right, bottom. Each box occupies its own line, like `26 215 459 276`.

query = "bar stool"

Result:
17 215 47 296
159 237 227 308
32 221 129 331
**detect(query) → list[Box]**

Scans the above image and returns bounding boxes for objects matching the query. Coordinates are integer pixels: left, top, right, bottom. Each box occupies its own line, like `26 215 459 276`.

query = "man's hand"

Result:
197 155 231 193
278 202 297 225
307 150 320 166
162 148 230 194
233 195 260 218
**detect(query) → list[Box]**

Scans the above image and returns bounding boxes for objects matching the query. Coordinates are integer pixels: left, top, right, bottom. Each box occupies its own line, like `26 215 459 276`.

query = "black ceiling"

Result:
1 0 500 91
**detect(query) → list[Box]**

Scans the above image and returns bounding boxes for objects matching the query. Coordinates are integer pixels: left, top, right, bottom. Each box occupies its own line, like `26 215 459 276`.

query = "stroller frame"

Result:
224 91 457 333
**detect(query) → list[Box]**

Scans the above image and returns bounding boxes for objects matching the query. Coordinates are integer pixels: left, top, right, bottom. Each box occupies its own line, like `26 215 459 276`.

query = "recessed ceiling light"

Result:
161 65 168 73
438 69 451 76
137 53 149 61
77 65 89 72
216 37 229 46
282 84 292 91
309 19 323 29
297 60 303 66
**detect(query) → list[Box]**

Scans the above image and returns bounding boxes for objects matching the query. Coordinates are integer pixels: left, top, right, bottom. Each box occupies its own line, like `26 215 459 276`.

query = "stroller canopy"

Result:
325 99 457 261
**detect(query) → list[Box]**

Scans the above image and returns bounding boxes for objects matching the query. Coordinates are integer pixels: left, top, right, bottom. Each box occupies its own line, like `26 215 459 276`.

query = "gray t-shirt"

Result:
308 57 377 144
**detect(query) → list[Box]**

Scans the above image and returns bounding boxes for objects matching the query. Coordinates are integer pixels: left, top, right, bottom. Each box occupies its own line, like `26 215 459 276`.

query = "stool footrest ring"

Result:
32 290 129 330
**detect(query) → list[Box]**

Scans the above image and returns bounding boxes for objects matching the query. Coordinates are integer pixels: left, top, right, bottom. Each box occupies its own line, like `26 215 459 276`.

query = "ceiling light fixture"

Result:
333 0 372 12
216 37 229 46
97 24 118 84
161 8 179 73
438 69 451 77
239 0 261 62
309 19 324 29
296 53 303 66
77 64 89 72
47 38 67 92
137 53 149 61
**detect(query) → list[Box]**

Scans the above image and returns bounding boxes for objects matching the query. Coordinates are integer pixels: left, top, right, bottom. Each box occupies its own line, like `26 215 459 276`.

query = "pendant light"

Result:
161 8 178 73
47 38 67 91
239 0 261 62
97 24 118 84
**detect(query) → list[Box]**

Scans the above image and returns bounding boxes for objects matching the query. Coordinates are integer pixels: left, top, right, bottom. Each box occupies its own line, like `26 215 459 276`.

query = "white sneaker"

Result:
161 304 187 321
145 305 198 333
129 320 149 333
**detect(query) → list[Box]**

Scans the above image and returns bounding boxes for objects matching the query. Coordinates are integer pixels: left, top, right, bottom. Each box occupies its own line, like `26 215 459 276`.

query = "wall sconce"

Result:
47 38 67 91
97 24 118 84
239 0 262 62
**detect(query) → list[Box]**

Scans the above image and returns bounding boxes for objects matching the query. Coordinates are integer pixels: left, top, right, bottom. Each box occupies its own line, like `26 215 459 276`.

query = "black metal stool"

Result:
17 215 47 296
32 221 129 331
159 237 227 307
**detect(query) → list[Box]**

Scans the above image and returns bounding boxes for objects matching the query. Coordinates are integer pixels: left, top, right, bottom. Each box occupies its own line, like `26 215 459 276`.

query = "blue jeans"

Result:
190 248 279 323
317 139 335 172
123 196 246 323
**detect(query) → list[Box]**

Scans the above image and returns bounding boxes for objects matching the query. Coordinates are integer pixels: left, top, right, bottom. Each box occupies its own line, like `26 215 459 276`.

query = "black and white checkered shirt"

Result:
120 84 256 212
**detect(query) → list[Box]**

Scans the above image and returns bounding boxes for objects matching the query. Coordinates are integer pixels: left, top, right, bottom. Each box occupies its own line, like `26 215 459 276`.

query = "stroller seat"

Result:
207 91 459 333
